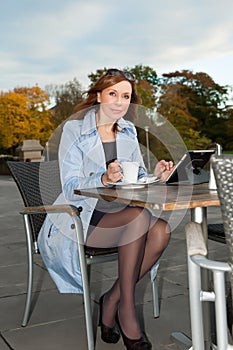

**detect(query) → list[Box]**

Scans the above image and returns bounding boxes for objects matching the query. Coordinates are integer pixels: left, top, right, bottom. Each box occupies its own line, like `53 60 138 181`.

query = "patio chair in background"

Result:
185 154 233 350
207 144 226 245
7 160 160 350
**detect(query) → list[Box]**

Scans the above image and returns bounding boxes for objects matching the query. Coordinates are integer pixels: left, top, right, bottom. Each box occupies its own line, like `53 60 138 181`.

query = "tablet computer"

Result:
165 150 215 184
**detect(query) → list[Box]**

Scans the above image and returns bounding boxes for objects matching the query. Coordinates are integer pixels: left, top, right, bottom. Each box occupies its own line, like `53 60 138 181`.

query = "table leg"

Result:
171 207 213 350
191 207 207 241
191 207 212 350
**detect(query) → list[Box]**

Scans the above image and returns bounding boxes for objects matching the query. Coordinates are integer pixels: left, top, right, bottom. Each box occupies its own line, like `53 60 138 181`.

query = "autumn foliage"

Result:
0 86 55 152
0 66 232 155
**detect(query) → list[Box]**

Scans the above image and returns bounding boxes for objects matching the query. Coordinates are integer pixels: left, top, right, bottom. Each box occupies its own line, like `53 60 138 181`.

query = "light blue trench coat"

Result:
38 109 159 293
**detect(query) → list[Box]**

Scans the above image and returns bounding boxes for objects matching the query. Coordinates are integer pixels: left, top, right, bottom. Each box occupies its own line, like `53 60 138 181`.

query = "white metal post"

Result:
144 126 151 172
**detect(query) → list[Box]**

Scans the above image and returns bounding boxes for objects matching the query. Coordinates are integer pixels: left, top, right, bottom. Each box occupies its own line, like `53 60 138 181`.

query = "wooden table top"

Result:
74 183 220 211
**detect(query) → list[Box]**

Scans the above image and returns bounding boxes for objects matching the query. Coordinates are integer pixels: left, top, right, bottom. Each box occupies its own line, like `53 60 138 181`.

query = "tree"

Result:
223 107 233 150
0 86 54 153
45 78 84 127
130 65 158 109
88 68 107 86
157 70 230 148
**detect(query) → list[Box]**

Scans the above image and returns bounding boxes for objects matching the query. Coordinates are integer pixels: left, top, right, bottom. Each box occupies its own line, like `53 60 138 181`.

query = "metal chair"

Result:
7 160 160 350
185 154 233 350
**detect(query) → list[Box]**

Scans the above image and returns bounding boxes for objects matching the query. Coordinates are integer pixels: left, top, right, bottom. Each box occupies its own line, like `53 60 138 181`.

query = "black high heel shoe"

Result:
98 294 120 344
115 312 152 350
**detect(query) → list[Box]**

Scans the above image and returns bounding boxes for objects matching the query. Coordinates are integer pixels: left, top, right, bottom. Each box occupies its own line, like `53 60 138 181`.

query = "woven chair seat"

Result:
208 223 225 243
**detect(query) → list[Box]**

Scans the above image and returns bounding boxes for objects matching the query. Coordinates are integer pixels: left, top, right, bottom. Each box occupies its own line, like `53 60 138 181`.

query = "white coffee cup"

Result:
120 162 139 183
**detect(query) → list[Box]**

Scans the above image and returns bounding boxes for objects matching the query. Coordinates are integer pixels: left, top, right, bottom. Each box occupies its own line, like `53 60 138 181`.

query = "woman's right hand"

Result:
101 160 123 186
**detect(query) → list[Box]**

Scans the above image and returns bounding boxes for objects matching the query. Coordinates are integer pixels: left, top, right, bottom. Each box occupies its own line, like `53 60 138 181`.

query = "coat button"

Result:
70 224 75 229
89 172 94 176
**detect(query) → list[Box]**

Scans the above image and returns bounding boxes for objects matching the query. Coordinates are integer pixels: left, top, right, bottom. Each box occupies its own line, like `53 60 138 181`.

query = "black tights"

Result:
86 207 171 339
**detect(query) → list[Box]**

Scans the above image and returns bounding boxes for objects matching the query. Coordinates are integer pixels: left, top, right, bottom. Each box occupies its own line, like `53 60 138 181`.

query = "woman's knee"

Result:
150 218 171 244
119 207 151 244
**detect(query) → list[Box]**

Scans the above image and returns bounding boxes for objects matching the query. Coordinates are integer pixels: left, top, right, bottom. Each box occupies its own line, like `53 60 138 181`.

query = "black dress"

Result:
88 141 124 229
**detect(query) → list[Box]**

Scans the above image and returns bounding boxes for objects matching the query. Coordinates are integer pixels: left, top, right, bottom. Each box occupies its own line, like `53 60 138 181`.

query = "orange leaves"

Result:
0 87 55 151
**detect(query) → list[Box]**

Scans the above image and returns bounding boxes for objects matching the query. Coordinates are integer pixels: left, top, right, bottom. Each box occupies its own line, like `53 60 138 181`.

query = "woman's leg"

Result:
117 233 147 338
89 211 170 334
86 207 151 338
139 216 171 279
87 208 170 338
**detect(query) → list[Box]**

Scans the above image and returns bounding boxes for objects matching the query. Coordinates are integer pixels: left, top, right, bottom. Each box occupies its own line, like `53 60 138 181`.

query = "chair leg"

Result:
213 270 229 349
187 255 205 350
151 278 159 318
22 215 34 327
150 260 160 318
75 218 95 350
80 259 95 349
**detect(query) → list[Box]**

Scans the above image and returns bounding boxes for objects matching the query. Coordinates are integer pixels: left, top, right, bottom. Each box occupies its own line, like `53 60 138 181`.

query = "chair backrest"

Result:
7 160 61 242
211 154 233 261
212 154 233 335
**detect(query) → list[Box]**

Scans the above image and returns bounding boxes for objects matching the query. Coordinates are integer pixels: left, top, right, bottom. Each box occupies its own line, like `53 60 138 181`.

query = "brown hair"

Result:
72 69 141 123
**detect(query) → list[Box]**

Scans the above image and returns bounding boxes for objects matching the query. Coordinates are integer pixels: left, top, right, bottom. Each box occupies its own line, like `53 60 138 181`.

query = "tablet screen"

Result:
166 150 215 184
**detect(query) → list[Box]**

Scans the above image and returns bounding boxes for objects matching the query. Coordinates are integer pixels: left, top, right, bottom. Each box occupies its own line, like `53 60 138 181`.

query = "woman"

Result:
38 69 174 350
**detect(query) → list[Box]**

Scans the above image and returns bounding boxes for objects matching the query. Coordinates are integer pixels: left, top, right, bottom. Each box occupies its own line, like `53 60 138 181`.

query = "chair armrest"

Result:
20 204 81 217
186 222 230 272
20 204 84 244
185 222 207 256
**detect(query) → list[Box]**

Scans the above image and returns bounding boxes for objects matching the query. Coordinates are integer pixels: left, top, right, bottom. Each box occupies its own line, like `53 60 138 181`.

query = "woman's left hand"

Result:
154 160 175 182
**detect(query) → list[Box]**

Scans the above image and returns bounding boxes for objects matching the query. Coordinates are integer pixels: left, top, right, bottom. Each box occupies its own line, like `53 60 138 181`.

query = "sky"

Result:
1 0 233 93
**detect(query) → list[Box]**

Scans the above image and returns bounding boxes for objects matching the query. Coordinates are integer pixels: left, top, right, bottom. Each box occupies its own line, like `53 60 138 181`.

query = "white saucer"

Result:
107 176 159 189
138 176 160 184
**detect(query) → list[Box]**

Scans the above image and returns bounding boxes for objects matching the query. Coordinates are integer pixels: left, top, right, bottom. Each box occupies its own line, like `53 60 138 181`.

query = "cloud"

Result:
5 2 110 58
1 0 233 90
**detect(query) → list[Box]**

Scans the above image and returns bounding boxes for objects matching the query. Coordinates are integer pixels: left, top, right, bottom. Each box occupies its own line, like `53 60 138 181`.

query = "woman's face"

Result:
97 80 132 122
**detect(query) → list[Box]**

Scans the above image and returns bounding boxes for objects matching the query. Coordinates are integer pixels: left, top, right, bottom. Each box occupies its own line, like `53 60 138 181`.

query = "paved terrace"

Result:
0 175 227 350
